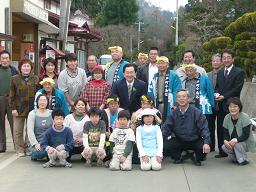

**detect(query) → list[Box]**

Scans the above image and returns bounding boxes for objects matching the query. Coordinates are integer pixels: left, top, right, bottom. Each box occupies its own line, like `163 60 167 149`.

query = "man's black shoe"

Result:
215 153 228 158
238 160 249 166
0 150 6 153
194 160 201 166
173 159 183 164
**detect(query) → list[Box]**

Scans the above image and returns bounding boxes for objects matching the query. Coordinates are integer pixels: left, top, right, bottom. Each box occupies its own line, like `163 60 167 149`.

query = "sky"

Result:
147 0 188 12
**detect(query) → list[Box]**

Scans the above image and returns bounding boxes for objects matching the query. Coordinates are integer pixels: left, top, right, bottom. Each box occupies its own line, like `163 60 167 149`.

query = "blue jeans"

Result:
30 146 47 160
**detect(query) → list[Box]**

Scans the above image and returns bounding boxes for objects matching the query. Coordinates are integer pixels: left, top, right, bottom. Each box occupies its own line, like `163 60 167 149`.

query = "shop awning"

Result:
0 33 16 41
40 45 65 59
39 22 59 34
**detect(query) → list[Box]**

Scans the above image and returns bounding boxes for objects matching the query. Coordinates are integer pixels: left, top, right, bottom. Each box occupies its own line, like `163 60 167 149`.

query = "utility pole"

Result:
175 0 179 46
135 21 144 50
59 0 72 70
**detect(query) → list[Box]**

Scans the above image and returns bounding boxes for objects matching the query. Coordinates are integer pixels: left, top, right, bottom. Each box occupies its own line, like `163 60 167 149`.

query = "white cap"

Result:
140 108 156 117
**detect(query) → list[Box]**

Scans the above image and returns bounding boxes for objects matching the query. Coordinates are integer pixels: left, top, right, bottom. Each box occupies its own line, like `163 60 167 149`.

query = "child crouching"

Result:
136 108 163 171
41 109 74 168
81 107 106 166
109 110 135 171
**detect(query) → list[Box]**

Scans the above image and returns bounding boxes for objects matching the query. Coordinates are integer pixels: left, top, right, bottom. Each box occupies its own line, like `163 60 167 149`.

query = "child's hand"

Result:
156 156 162 163
83 148 91 156
75 139 82 146
119 155 126 163
35 144 41 151
142 156 149 163
97 149 105 159
56 145 65 151
48 147 55 154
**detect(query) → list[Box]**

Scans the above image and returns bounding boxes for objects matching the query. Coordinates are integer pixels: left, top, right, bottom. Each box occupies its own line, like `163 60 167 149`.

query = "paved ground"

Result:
1 121 256 192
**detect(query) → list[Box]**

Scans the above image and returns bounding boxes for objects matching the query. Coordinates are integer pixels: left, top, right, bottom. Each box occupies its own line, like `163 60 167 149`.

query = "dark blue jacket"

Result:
162 105 210 144
112 78 147 114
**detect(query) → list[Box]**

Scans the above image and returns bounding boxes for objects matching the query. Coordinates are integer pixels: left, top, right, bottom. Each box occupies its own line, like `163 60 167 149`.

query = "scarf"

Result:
156 72 170 98
195 74 201 108
184 74 200 108
105 60 123 83
91 79 105 87
42 89 56 110
73 112 85 121
66 68 78 78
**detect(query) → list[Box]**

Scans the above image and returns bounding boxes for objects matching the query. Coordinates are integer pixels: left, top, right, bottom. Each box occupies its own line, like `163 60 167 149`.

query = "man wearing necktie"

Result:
215 49 244 158
112 64 147 114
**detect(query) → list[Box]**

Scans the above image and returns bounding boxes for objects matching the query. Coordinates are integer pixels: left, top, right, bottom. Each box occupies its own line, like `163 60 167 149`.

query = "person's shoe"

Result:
232 160 238 164
97 159 104 167
63 161 72 168
238 160 249 166
173 159 183 164
84 159 91 167
42 161 56 168
215 153 228 158
25 151 32 156
17 153 25 157
0 150 6 153
194 160 202 166
104 160 110 167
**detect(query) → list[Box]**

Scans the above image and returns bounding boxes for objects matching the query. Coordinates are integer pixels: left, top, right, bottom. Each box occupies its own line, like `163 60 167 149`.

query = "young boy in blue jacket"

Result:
41 108 74 168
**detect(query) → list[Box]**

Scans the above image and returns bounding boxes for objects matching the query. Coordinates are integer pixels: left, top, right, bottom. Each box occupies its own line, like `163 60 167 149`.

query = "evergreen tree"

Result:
96 0 139 26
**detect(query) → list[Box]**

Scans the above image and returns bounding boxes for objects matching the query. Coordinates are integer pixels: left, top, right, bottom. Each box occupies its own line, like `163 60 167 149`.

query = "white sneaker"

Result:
18 153 25 157
26 151 32 156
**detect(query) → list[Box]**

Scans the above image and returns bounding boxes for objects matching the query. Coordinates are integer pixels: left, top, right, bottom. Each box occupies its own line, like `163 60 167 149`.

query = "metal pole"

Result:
135 21 144 51
5 7 11 52
138 22 141 51
175 0 179 46
59 0 72 70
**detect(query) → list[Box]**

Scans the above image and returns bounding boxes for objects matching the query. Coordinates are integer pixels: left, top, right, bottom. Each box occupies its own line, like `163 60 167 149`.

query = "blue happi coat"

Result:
148 70 181 121
182 74 214 115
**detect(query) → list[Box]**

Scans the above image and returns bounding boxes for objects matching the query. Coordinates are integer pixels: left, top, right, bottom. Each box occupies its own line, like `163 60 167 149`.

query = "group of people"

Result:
0 45 255 170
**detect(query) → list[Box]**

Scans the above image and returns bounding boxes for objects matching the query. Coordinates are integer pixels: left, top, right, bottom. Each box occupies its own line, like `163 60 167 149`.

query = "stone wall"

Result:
240 82 256 118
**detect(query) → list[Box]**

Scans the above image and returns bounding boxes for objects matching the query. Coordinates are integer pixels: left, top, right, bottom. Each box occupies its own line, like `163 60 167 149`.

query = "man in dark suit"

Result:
136 47 159 90
112 64 147 114
215 49 244 158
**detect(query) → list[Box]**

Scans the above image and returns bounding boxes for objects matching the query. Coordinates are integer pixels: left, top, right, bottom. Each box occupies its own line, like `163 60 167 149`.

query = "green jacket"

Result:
223 112 255 153
9 74 39 117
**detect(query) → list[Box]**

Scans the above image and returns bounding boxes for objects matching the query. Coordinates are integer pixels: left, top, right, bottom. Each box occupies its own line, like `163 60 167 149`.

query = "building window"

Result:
44 0 51 10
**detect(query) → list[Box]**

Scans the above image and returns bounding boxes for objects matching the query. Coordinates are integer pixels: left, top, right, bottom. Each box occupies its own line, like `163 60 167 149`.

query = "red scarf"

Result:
91 79 105 87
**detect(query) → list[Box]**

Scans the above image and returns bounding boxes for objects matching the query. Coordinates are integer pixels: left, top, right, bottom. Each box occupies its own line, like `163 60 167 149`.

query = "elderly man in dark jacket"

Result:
162 89 211 166
0 50 18 152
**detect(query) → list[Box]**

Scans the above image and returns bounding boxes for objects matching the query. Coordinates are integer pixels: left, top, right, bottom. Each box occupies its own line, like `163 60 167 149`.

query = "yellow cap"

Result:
156 56 169 63
140 95 153 104
138 52 148 59
108 46 123 53
40 77 55 85
182 63 197 69
106 97 119 103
